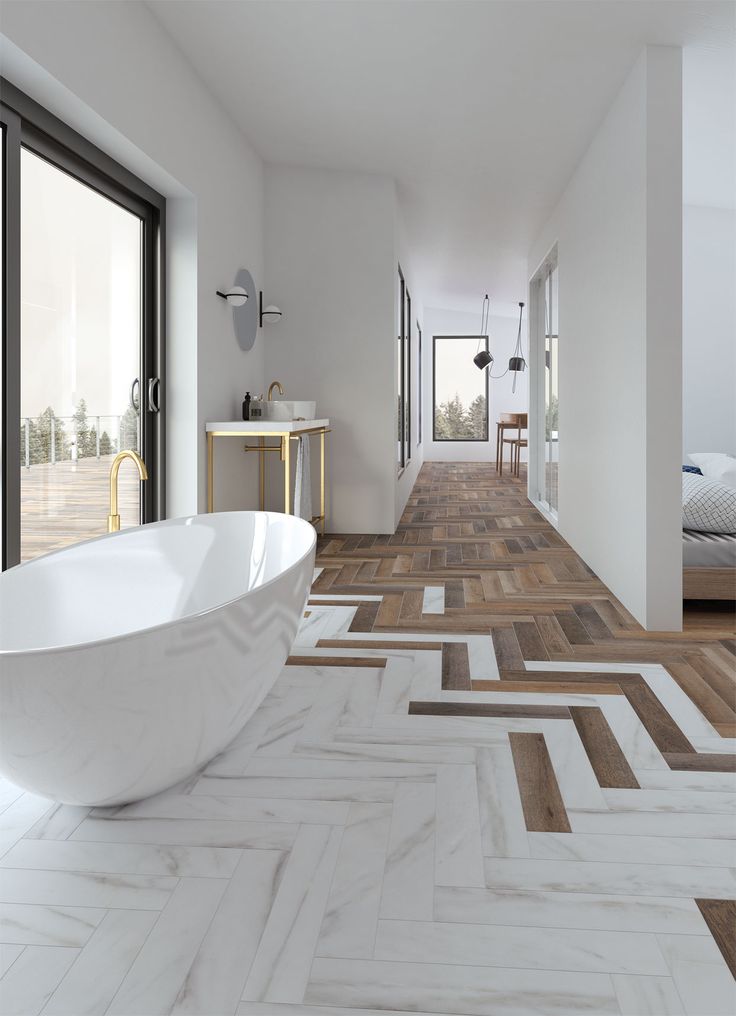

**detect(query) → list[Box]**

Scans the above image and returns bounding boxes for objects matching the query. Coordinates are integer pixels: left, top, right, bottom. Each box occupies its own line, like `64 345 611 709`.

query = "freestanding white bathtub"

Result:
0 512 316 806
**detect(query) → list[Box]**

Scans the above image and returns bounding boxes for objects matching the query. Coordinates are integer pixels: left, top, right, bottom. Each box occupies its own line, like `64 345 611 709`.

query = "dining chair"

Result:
500 412 528 477
495 412 522 472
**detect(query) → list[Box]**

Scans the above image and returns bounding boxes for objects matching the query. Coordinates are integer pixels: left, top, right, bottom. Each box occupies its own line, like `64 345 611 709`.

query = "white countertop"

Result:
206 419 330 433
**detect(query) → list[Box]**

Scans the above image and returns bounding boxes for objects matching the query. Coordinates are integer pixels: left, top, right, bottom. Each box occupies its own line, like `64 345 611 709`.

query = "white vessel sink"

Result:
260 400 316 421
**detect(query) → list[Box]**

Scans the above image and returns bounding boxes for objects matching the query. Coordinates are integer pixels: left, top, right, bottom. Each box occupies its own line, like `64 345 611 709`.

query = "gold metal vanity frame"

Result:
206 423 330 534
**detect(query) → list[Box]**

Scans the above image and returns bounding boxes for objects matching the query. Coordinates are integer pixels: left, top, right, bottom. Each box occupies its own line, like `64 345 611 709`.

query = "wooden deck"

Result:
20 455 140 561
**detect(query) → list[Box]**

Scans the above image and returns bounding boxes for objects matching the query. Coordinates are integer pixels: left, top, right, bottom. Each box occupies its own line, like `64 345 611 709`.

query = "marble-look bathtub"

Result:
0 512 316 806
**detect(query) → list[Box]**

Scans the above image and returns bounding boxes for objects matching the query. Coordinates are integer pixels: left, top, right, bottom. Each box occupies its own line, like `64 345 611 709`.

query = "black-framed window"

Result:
404 285 411 465
397 266 405 470
397 264 412 471
433 335 489 442
417 321 422 446
1 80 165 568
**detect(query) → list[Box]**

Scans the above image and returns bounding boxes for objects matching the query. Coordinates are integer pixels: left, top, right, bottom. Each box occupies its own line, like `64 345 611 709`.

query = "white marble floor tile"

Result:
305 957 620 1014
106 877 228 1016
69 816 297 849
406 651 443 701
569 807 736 840
0 869 177 910
238 1005 458 1016
466 634 500 680
692 736 736 753
0 946 78 1016
612 974 686 1015
435 765 485 887
0 796 56 860
375 656 416 716
338 668 382 727
242 824 342 1004
102 791 349 826
171 849 285 1015
0 784 24 818
600 787 736 814
24 805 90 842
422 585 445 614
475 746 530 858
192 774 397 803
0 839 241 878
203 701 288 776
657 934 736 1016
316 803 392 958
379 782 435 920
0 947 23 979
256 687 322 756
483 856 736 899
242 756 437 780
294 740 477 764
294 674 352 748
374 917 669 975
42 909 158 1015
528 830 736 868
434 886 711 935
0 904 104 948
543 722 608 811
636 769 736 793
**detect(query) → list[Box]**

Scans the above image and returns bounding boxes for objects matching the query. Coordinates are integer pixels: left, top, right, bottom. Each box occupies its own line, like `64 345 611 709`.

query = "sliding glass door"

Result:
530 251 559 517
1 82 164 568
545 262 559 512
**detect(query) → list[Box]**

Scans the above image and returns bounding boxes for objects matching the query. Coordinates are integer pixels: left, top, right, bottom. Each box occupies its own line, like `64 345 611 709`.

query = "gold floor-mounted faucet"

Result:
107 450 148 533
267 380 284 400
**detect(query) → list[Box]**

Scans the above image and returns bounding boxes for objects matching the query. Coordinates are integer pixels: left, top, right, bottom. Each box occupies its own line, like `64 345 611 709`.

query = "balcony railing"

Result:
19 413 138 469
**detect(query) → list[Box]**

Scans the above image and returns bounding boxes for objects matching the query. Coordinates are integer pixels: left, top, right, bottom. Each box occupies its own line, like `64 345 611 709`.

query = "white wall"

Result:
422 306 528 463
0 0 266 517
264 166 397 534
528 46 682 631
683 204 736 457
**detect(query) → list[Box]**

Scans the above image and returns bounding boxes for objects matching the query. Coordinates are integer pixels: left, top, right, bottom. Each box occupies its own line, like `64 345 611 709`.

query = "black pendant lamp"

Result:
473 294 494 369
472 296 525 390
509 301 526 393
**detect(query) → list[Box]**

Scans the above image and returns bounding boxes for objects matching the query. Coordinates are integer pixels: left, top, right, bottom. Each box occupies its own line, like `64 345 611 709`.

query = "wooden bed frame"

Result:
683 567 736 600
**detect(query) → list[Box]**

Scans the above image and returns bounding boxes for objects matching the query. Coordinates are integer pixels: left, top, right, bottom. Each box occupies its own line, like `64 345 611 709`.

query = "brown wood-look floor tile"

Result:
622 680 696 755
569 706 640 788
408 701 570 719
349 600 381 633
695 899 736 979
508 732 572 833
441 642 471 691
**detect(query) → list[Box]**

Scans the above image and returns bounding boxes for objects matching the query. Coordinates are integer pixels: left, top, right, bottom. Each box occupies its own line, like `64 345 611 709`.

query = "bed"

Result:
683 530 736 599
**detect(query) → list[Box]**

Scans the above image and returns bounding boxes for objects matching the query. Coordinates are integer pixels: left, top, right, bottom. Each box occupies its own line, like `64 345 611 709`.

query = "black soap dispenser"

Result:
242 392 251 421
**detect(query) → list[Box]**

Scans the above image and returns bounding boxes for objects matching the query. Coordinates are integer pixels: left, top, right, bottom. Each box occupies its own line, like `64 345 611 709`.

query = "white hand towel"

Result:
294 435 312 521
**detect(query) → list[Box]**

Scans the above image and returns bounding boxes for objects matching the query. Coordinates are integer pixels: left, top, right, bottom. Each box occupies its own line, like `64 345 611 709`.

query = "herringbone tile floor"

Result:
1 462 734 1015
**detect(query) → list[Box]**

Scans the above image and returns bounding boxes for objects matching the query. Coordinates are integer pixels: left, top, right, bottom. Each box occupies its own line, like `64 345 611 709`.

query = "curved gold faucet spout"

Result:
108 450 148 533
267 380 284 401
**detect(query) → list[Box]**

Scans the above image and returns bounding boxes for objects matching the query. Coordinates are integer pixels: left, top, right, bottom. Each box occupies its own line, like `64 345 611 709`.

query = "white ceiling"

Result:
147 0 734 312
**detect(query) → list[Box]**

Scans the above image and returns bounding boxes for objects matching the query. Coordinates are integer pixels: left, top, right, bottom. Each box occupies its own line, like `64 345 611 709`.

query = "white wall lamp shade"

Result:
216 285 248 307
259 290 282 326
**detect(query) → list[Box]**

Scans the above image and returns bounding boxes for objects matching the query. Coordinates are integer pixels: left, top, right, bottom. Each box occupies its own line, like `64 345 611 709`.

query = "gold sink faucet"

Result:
108 450 148 533
267 380 284 400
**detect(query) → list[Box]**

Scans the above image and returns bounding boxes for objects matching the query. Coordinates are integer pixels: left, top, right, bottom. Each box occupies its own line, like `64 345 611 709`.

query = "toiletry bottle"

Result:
242 392 251 421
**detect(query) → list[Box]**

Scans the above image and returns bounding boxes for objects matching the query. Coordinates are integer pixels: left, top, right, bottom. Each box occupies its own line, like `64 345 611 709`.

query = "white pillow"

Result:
682 473 736 534
689 452 736 489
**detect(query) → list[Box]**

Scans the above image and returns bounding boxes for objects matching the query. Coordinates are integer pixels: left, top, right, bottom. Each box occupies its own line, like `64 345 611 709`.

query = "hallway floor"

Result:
1 463 734 1015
